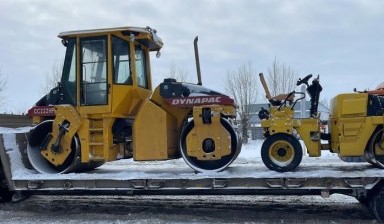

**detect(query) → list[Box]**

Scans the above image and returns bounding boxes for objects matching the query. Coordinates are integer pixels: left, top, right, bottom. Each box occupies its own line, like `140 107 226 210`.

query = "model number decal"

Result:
27 106 55 117
171 96 222 105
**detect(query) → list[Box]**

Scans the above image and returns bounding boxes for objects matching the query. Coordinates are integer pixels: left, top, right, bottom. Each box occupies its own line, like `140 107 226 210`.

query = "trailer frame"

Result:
1 133 384 222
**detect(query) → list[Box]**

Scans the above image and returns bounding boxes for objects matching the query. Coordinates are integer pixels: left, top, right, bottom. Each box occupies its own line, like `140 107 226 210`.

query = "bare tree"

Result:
267 57 298 96
225 62 258 143
0 67 7 105
41 59 63 95
167 60 190 82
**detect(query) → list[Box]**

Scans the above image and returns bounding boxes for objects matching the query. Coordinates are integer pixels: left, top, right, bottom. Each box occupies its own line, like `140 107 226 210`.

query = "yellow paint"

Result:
262 106 294 135
261 89 384 161
133 100 178 160
337 117 376 156
41 105 81 166
268 140 294 163
35 26 239 170
186 105 231 160
296 118 321 157
329 93 380 156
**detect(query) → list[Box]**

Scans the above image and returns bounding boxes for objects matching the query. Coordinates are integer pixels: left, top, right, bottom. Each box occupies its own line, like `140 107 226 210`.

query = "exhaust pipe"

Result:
194 36 202 86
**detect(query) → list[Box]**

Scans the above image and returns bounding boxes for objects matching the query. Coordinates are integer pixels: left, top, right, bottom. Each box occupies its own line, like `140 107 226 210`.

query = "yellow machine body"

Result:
52 28 158 164
28 26 240 174
261 106 321 157
133 86 237 161
329 93 384 156
262 92 384 158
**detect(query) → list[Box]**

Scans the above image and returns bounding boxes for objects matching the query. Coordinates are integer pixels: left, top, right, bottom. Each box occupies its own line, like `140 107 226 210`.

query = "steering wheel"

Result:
297 74 313 86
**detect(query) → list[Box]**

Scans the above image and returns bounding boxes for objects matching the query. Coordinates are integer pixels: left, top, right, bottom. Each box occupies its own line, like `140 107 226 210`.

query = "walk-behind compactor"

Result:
26 26 240 174
259 72 384 172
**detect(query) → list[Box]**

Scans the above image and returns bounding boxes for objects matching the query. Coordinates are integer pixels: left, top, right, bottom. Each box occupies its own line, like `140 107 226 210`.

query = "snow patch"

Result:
1 127 384 182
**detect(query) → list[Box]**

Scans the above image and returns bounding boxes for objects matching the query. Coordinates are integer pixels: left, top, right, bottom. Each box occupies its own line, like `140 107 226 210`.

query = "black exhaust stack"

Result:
194 36 202 86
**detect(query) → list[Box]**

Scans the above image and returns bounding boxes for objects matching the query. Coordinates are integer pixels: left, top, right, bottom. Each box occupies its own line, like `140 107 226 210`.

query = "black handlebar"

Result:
297 74 313 86
286 91 295 99
278 91 295 110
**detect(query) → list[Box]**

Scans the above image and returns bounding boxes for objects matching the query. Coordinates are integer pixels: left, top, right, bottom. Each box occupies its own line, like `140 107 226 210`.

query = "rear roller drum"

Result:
261 133 303 172
27 120 104 174
179 118 240 172
365 127 384 168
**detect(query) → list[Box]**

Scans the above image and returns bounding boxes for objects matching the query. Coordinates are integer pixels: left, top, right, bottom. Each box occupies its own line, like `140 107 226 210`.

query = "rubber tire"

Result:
0 190 13 202
0 162 13 202
261 133 303 172
356 196 370 207
370 187 384 222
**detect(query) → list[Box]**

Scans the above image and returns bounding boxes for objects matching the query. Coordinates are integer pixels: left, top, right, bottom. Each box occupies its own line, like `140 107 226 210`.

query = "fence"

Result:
0 114 32 128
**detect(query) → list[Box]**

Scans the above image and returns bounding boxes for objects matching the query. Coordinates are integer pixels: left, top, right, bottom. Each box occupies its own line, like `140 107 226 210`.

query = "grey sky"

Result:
1 0 384 113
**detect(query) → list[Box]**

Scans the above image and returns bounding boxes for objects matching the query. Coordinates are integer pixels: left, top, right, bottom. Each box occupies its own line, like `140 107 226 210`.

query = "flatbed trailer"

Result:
1 132 384 222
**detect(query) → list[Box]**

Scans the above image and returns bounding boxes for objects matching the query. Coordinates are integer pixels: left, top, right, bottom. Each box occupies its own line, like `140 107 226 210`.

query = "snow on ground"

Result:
0 127 32 134
1 126 383 181
0 127 379 223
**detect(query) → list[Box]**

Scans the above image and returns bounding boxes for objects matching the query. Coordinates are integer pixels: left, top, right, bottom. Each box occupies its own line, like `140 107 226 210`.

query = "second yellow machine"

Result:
27 26 241 174
259 73 384 172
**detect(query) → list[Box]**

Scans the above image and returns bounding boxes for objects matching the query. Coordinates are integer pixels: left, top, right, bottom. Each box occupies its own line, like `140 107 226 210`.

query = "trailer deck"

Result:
2 131 384 221
0 132 383 194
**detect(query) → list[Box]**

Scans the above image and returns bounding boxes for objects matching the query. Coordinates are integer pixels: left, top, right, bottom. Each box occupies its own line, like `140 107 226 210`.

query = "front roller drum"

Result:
27 120 104 174
179 118 240 172
261 133 303 172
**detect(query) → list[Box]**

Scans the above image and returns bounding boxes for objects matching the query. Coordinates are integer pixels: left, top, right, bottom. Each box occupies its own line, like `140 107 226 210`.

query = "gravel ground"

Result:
0 194 379 223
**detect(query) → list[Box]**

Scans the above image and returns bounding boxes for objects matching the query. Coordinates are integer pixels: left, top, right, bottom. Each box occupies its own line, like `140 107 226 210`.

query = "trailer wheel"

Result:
0 190 13 202
261 133 302 172
356 196 370 207
370 187 384 222
0 162 13 202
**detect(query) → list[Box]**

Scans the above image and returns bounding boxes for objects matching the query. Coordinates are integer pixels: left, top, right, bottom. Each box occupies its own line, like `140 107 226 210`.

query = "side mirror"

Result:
156 51 161 58
61 39 68 47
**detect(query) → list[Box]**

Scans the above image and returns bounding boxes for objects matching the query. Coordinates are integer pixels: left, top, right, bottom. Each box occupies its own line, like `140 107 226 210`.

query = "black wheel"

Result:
261 133 303 172
0 163 13 202
356 195 370 207
370 187 384 222
366 127 384 168
0 190 13 202
179 118 239 172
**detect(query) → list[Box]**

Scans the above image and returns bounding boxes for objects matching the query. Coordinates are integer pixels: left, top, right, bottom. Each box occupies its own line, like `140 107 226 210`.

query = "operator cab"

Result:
32 26 163 119
59 26 162 115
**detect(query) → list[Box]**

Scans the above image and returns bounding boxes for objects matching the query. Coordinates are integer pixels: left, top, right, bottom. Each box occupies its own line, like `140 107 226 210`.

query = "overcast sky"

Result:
1 0 384 113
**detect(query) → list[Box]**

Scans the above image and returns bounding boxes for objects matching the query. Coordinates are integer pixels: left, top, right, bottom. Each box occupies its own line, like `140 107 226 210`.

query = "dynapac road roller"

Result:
259 72 384 172
27 26 240 174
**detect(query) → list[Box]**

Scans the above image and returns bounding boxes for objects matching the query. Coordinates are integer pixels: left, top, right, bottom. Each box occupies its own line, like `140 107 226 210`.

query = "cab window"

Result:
80 36 108 106
112 36 131 84
61 38 76 105
135 46 148 89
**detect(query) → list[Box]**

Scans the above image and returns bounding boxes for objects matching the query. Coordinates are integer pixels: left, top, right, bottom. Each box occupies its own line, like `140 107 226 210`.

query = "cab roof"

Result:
58 26 163 51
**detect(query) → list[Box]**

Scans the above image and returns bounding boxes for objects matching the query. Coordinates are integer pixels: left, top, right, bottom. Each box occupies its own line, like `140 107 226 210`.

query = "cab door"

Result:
132 44 152 102
78 36 111 114
109 37 152 117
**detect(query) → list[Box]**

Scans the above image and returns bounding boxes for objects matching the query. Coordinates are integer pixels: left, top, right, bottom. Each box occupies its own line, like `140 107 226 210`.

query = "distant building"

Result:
247 100 330 140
